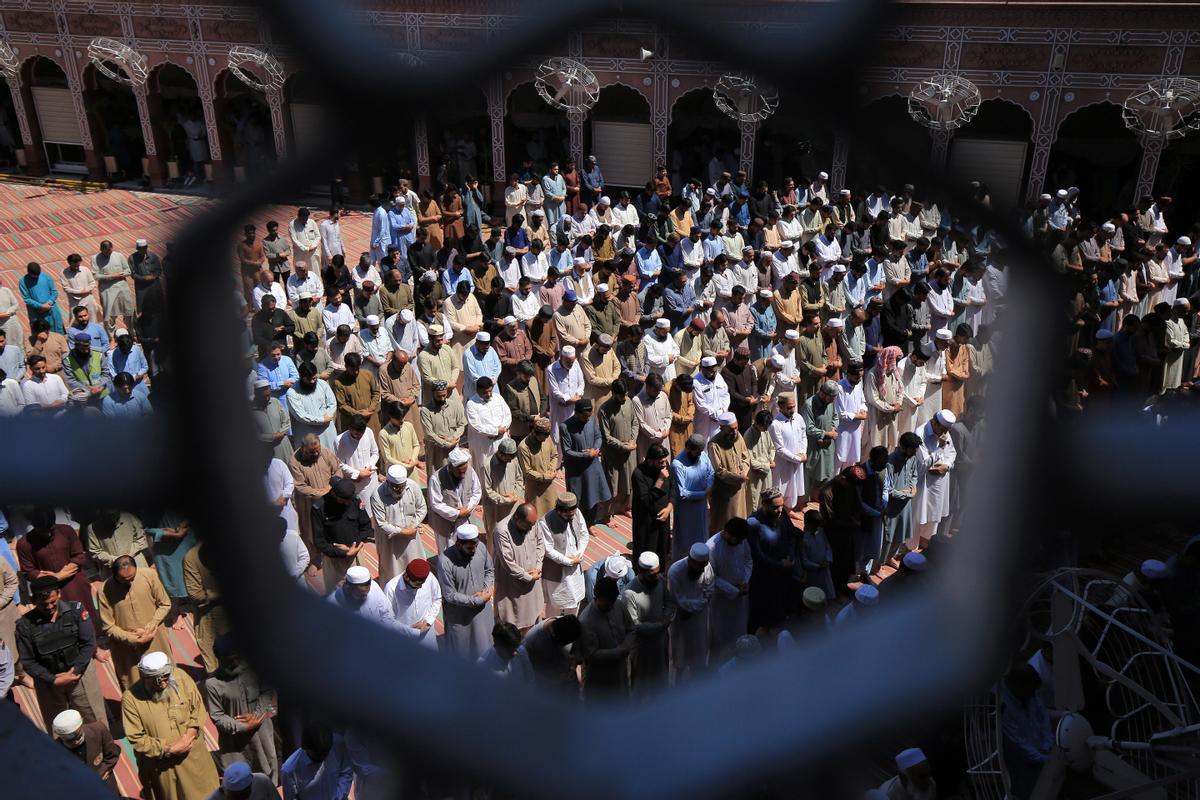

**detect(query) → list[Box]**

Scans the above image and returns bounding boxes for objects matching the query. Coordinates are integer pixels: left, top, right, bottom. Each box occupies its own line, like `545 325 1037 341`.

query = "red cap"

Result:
405 559 431 580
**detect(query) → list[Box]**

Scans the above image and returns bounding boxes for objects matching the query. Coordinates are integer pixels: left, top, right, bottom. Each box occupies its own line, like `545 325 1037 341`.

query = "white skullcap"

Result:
573 256 587 266
386 464 408 484
832 265 847 273
596 282 609 293
395 196 407 204
769 354 785 368
1056 189 1068 199
1174 298 1191 308
476 331 491 342
138 651 172 676
1141 559 1169 580
599 195 611 206
365 314 380 326
503 315 517 325
743 245 754 253
561 345 576 357
654 318 671 329
780 240 795 249
1040 193 1052 201
135 238 148 248
717 411 737 426
532 208 545 217
935 409 957 426
597 333 614 346
1178 236 1192 246
399 308 414 323
818 171 829 180
1101 222 1116 233
826 318 845 329
421 270 438 282
689 542 710 562
705 188 716 196
345 566 371 585
896 748 927 771
52 709 84 737
253 379 270 389
758 289 773 299
902 551 928 572
855 584 879 606
448 448 471 466
114 328 130 337
1095 328 1114 340
637 552 660 570
700 356 718 368
604 555 629 580
935 328 953 341
505 245 517 255
839 188 850 196
784 329 800 340
455 523 480 541
299 291 315 300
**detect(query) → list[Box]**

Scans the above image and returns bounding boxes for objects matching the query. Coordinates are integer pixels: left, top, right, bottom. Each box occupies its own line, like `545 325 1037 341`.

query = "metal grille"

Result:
0 0 1147 797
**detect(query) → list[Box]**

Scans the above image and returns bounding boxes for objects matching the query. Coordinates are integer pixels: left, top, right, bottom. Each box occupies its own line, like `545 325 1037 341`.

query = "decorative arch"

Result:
1054 98 1126 137
143 61 202 181
506 79 568 173
667 85 718 124
213 66 274 176
1047 100 1140 219
845 93 932 193
667 85 738 188
595 78 652 110
80 60 144 178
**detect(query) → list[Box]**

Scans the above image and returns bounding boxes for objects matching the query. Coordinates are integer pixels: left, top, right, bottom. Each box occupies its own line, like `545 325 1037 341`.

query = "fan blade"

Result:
553 82 571 103
1091 750 1167 799
1051 588 1086 711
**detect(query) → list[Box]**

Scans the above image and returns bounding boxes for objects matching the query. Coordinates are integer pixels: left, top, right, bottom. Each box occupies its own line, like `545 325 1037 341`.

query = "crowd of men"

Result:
2 154 1199 800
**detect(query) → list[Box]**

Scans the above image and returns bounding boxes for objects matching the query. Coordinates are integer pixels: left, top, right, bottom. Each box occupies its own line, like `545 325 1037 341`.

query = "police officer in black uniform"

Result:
15 575 108 731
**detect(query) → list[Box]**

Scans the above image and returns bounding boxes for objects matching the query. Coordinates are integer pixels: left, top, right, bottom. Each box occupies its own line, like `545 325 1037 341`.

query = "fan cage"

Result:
534 57 600 113
907 74 981 131
712 73 780 123
1122 78 1200 142
0 38 17 83
227 45 286 93
87 37 149 87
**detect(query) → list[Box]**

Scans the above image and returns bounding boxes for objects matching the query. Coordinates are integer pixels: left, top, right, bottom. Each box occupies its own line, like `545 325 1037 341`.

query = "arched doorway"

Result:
756 89 834 187
0 79 21 168
147 63 202 185
82 62 144 180
947 98 1034 210
668 88 738 190
214 68 274 179
25 56 85 173
1046 102 1139 221
846 94 931 195
1153 129 1200 237
427 86 489 192
585 83 652 191
506 82 567 176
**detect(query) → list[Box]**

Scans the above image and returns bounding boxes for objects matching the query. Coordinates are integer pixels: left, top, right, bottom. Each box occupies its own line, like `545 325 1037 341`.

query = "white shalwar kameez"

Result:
369 479 428 586
897 355 930 436
692 372 731 442
334 428 381 507
547 359 584 447
538 511 589 614
465 393 512 466
912 420 956 547
643 333 680 381
769 412 807 506
264 458 299 532
328 581 393 627
706 532 752 660
290 218 323 273
834 378 866 472
667 556 714 676
384 574 442 650
914 350 945 431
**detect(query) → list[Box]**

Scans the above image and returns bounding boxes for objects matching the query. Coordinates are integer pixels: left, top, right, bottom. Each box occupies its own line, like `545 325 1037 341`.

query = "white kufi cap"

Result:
637 552 660 570
604 555 629 580
138 651 172 677
52 709 84 737
935 328 953 341
386 464 408 484
455 523 480 541
345 566 371 585
700 356 718 368
448 448 471 466
935 409 957 426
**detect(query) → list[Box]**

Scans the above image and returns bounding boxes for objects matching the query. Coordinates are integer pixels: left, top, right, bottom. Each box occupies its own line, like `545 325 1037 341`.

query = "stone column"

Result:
132 80 168 184
414 114 430 191
1133 134 1164 204
267 86 288 162
830 130 849 192
738 119 757 182
930 128 952 172
568 109 585 167
487 75 507 201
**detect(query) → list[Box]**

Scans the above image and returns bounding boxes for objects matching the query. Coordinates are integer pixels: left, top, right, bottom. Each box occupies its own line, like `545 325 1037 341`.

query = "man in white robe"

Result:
289 208 323 273
547 346 584 448
428 448 482 556
358 316 393 379
667 543 715 680
834 363 868 472
264 457 299 533
912 410 956 549
384 558 441 650
327 566 393 627
926 274 956 341
770 330 802 396
334 418 379 508
465 377 512 466
692 356 731 442
768 393 807 508
538 493 589 616
897 346 931 437
643 319 680 381
385 309 428 357
369 465 428 586
706 519 752 663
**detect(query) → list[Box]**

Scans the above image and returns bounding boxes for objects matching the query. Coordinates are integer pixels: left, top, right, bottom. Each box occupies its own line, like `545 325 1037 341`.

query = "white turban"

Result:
138 651 172 677
603 555 629 580
399 308 414 323
448 448 471 466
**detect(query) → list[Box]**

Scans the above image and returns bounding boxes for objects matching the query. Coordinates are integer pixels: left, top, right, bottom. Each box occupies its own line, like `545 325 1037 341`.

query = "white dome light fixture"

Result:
712 73 779 123
907 73 981 130
535 57 599 113
227 45 285 93
1122 77 1200 141
87 37 148 86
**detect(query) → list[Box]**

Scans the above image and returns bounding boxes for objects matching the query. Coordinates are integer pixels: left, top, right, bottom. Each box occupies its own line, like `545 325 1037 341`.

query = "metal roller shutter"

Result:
947 138 1028 209
289 103 326 157
31 87 82 144
591 120 652 189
